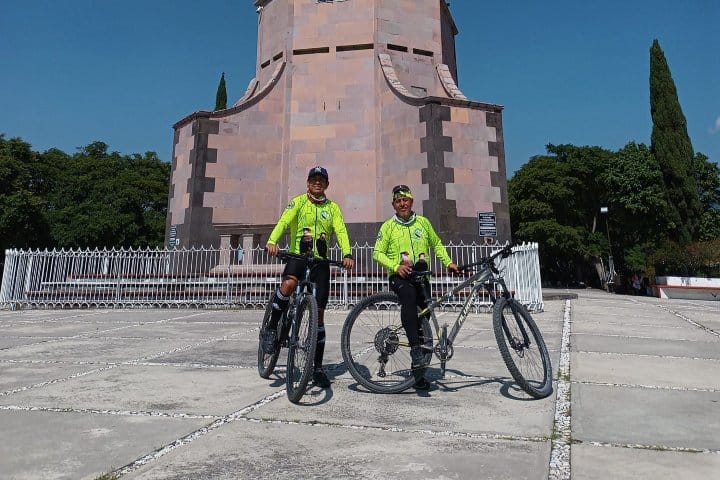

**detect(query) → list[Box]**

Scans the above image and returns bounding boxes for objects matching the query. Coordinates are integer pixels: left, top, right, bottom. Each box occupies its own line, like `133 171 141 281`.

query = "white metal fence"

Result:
1 242 543 311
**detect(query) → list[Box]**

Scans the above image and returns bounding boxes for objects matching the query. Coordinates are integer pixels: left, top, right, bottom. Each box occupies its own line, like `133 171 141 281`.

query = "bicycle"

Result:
258 251 345 403
340 244 553 398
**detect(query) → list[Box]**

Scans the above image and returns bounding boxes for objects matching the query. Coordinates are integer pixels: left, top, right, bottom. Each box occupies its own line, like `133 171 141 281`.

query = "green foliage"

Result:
698 209 720 241
600 142 669 246
0 135 53 249
509 145 612 285
622 244 649 273
692 152 720 241
692 152 720 208
650 238 720 277
509 139 718 285
508 39 717 286
649 39 703 244
215 72 227 111
0 135 170 253
686 239 720 276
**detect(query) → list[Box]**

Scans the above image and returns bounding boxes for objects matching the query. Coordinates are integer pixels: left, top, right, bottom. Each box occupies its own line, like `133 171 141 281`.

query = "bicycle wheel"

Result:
257 295 281 379
493 297 553 398
341 292 432 394
286 294 319 403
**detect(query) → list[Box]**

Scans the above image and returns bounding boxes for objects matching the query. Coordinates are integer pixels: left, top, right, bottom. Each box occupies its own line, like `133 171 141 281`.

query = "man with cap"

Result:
264 166 354 388
373 185 459 390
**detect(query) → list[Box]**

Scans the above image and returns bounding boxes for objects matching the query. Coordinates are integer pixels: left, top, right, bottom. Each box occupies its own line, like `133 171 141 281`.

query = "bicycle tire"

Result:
492 297 553 398
257 295 281 379
341 292 432 394
286 293 319 403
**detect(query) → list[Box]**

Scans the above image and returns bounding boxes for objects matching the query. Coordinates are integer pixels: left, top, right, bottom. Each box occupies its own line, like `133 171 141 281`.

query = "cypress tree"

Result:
649 39 702 244
215 72 227 111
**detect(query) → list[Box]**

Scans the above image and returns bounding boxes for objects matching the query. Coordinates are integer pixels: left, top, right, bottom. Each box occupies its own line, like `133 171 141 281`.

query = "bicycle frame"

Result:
279 252 344 325
339 244 552 396
417 248 513 348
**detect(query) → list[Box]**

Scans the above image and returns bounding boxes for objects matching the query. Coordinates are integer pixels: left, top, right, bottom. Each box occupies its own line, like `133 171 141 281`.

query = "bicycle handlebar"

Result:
276 250 346 269
457 244 514 273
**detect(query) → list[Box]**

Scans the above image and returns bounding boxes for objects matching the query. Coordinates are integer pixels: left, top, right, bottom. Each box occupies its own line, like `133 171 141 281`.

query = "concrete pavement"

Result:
0 290 718 479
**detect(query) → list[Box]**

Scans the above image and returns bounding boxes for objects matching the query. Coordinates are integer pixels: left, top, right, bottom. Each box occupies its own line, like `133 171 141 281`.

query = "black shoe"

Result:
413 377 431 390
313 369 331 388
410 345 427 367
261 329 278 355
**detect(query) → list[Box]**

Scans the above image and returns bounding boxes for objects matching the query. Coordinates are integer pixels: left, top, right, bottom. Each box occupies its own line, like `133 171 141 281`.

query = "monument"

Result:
166 0 511 253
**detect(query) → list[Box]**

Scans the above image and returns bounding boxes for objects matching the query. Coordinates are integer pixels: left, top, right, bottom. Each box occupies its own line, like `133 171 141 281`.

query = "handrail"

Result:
1 242 543 311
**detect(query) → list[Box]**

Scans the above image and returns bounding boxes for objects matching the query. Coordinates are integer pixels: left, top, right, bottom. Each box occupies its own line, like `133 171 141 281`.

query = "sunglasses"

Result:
392 185 410 194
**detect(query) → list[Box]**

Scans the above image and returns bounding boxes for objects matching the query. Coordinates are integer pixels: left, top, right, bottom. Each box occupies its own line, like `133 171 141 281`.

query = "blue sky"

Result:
1 0 717 177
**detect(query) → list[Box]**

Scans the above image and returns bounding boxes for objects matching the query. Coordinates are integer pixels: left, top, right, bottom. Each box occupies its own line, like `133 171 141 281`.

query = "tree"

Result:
0 135 52 254
649 39 702 244
508 145 612 286
215 72 227 111
44 144 170 248
601 142 668 245
1 136 170 251
692 152 720 240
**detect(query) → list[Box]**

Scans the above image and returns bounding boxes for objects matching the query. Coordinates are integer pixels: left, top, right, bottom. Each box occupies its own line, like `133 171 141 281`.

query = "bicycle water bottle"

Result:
300 228 313 255
413 252 428 272
316 232 328 258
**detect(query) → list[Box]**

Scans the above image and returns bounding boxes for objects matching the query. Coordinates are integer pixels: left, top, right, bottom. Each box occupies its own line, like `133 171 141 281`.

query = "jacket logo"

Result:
286 200 295 209
321 210 330 220
413 228 423 239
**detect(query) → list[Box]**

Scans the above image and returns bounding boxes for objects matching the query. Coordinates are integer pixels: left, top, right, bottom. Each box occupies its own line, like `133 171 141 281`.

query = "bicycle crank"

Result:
434 340 454 361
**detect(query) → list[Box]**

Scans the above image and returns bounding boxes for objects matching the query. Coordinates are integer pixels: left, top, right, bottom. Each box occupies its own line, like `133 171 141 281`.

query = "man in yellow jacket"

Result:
264 166 354 388
373 184 459 389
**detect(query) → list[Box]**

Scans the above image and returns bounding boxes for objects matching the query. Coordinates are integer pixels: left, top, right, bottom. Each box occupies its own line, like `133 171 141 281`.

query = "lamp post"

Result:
600 207 615 291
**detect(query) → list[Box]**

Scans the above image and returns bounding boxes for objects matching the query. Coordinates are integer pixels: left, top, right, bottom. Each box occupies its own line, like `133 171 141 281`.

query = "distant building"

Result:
166 0 510 252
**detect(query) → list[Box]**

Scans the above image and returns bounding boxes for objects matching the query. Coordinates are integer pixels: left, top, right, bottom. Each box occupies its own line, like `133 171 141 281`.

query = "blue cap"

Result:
307 166 329 180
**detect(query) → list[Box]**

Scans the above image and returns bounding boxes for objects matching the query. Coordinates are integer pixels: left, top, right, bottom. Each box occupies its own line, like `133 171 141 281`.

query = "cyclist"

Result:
264 166 355 388
373 185 459 390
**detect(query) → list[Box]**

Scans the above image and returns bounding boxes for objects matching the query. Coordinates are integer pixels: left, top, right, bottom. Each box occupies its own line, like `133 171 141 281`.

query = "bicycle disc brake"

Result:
511 336 527 357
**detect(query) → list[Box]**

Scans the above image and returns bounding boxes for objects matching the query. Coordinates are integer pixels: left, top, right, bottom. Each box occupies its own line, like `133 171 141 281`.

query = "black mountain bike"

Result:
340 245 553 398
258 251 344 403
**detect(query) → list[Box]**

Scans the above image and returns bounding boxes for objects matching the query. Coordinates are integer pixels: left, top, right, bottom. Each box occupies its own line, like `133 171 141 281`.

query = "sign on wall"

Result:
168 225 180 247
478 212 497 237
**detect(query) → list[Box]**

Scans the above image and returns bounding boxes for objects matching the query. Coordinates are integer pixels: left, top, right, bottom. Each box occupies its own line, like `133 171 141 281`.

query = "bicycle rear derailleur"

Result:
373 327 400 378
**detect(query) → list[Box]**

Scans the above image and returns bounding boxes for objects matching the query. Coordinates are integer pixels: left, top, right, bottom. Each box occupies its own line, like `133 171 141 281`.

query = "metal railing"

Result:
1 242 543 311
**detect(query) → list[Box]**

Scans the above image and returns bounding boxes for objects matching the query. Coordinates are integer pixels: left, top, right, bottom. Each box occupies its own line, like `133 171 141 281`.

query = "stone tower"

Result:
166 0 510 252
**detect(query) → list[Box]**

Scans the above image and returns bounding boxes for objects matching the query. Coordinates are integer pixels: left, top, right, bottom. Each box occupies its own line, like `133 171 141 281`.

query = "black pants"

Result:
282 257 330 308
389 275 429 347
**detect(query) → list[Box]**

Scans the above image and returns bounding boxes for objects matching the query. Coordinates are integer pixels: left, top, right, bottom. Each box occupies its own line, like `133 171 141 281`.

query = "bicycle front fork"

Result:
277 301 295 347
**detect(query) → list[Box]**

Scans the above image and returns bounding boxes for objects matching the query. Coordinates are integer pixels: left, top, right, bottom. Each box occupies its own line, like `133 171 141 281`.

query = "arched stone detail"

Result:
437 64 468 100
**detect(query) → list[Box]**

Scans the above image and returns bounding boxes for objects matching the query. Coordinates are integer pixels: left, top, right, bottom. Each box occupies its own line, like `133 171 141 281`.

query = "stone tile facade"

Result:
167 0 510 249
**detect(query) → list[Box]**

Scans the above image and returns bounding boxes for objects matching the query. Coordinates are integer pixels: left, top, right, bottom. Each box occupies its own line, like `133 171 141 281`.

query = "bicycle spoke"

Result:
286 295 318 403
341 293 431 393
493 298 552 398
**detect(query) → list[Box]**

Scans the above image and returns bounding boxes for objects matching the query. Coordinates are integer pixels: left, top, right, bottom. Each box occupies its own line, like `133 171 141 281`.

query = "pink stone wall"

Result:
169 0 510 246
288 46 377 222
377 76 427 220
204 76 287 226
167 124 194 226
294 0 375 48
443 107 501 218
256 0 290 86
377 0 445 97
